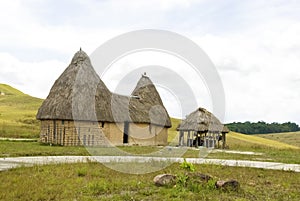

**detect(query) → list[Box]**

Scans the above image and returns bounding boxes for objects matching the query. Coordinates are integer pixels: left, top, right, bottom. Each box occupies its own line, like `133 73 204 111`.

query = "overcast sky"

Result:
1 0 300 123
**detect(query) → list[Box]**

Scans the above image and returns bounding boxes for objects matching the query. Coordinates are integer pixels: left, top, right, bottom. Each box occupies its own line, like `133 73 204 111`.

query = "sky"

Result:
1 0 300 124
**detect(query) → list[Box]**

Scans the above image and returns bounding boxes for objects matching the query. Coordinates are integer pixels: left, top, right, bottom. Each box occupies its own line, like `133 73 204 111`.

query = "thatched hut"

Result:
177 107 229 148
36 49 171 146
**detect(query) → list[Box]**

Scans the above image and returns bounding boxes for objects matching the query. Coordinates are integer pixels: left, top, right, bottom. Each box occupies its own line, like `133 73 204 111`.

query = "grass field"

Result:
0 162 299 201
1 140 300 164
254 131 300 148
0 84 43 138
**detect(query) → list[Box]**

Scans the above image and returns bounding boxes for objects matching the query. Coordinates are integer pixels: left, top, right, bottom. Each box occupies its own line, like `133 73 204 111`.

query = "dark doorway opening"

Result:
123 121 129 143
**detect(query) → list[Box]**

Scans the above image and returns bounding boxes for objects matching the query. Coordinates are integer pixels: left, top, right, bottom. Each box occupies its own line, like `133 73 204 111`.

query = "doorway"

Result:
123 121 129 144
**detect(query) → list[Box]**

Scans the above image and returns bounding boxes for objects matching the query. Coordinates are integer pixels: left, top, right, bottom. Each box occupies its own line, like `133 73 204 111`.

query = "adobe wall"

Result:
128 123 168 146
39 120 168 146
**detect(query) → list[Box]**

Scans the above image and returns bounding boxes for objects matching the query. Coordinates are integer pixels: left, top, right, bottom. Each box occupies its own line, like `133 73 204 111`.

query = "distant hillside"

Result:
0 84 24 95
254 131 300 148
0 84 43 138
227 131 299 150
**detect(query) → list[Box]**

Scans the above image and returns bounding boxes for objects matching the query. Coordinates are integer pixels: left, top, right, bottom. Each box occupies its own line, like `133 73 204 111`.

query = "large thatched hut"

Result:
36 49 171 146
177 107 229 148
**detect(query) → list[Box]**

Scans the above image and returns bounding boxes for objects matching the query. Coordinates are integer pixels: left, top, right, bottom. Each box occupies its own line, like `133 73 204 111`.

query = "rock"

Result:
194 173 212 182
153 174 176 187
187 172 212 183
216 180 226 188
216 180 240 191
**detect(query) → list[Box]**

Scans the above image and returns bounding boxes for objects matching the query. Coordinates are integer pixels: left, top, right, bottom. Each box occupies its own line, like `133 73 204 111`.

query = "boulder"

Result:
153 174 176 187
216 180 240 191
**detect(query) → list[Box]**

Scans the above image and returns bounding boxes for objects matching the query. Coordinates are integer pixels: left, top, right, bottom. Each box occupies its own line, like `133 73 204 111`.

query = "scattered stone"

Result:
216 180 240 191
187 172 212 182
153 174 176 187
216 180 226 187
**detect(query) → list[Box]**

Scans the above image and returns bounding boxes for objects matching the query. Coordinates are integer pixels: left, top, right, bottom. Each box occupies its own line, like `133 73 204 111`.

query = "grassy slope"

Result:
254 131 300 147
227 131 299 150
168 117 181 144
0 84 43 138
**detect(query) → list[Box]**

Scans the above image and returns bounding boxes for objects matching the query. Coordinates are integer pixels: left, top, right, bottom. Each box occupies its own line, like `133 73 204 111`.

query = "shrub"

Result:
77 168 87 177
180 159 195 172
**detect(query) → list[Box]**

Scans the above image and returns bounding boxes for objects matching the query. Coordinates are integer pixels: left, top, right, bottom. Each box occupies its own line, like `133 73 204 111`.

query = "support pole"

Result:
222 132 226 149
187 131 190 147
179 131 184 146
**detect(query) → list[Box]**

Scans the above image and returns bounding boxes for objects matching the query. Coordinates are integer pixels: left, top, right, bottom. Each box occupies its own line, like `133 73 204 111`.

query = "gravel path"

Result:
0 156 299 172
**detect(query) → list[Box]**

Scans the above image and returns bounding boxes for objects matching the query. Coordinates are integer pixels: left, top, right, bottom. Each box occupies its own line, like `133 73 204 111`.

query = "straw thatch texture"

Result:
129 75 171 127
37 50 171 128
177 107 229 133
36 50 112 121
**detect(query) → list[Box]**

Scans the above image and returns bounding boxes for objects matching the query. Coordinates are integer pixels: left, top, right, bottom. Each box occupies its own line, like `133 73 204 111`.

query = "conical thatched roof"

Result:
36 50 112 121
129 74 171 127
177 107 229 133
37 50 171 128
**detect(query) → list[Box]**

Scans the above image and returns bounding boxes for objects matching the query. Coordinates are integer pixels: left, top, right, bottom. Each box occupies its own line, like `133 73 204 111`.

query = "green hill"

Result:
254 132 300 148
0 84 43 138
0 84 24 95
227 131 299 150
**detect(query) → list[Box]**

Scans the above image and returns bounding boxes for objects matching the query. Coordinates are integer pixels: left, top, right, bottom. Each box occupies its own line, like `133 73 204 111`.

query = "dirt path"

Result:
0 137 37 142
0 156 299 172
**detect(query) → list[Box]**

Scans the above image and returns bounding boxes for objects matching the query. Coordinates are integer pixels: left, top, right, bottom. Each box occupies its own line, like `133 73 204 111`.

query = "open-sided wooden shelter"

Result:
177 107 229 148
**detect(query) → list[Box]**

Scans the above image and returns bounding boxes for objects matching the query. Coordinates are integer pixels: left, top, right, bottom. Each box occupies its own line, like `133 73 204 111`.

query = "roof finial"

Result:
142 72 147 77
80 47 82 51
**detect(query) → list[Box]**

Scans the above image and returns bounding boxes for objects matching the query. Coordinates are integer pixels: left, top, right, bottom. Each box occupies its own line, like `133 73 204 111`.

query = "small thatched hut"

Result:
177 107 229 148
36 49 171 146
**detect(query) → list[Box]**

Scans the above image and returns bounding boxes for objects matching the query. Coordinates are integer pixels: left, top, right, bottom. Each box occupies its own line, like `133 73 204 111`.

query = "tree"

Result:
226 121 300 134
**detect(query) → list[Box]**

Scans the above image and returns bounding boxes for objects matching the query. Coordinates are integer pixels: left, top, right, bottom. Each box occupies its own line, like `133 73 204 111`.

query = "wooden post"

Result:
196 131 199 147
200 132 202 146
222 132 226 149
179 131 183 146
187 131 190 147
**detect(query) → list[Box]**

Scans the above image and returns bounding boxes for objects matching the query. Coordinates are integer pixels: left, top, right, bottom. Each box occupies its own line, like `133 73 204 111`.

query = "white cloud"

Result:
195 16 300 123
0 0 300 124
101 51 211 118
0 52 66 98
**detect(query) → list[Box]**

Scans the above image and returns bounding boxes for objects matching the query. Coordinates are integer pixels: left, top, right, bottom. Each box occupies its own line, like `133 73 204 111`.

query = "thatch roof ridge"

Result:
177 107 229 132
131 73 153 95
